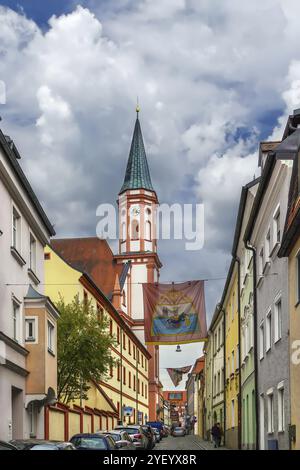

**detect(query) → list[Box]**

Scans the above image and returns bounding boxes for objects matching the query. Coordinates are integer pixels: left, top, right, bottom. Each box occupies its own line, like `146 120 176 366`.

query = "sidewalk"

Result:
190 436 229 450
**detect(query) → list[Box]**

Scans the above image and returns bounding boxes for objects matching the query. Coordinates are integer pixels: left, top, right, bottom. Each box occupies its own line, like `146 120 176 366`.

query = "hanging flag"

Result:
167 366 192 387
143 280 207 345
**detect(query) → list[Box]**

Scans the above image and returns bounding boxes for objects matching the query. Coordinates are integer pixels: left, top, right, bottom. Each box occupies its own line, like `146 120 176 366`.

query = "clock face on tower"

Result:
131 205 140 216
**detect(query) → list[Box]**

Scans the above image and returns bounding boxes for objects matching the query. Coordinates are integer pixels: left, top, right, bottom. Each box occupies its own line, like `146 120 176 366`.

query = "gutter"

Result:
245 242 259 450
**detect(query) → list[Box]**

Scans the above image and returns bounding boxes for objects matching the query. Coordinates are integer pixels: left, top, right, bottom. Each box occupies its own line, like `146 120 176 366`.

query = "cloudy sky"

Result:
1 0 300 389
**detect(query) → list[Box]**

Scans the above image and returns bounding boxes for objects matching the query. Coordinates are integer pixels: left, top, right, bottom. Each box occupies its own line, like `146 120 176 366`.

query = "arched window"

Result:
131 220 139 240
145 220 151 240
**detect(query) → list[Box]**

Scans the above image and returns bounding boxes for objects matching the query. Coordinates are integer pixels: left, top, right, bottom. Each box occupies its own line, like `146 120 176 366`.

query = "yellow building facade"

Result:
223 260 240 449
44 246 150 431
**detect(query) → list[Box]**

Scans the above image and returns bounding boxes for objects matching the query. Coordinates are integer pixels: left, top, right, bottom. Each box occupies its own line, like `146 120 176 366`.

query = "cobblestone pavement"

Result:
155 435 228 450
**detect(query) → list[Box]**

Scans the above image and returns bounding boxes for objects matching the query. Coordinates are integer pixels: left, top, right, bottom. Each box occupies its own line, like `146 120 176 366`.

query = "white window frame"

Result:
47 320 55 354
29 232 37 272
277 382 285 432
12 296 21 343
259 322 264 360
267 389 274 434
12 206 21 252
274 295 282 343
25 316 38 343
266 309 272 352
273 205 281 247
265 228 271 261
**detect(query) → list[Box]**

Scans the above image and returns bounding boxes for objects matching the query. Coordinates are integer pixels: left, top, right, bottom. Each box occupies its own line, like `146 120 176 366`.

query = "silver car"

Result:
172 426 186 437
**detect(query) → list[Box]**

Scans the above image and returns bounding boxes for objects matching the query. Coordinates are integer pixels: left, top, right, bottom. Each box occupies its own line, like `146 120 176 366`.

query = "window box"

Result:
27 268 40 285
10 246 26 267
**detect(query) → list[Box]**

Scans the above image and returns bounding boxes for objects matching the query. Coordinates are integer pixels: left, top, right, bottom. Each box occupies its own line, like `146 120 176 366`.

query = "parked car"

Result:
70 433 116 450
10 439 75 450
172 426 186 437
0 441 18 450
141 425 155 449
114 425 148 449
103 431 136 450
146 421 164 438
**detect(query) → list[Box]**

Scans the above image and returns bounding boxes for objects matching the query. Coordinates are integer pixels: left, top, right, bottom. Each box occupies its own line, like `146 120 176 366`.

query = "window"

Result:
259 323 264 360
110 364 113 377
142 355 144 367
231 400 235 428
259 246 264 277
133 345 136 360
129 371 131 388
128 339 131 355
117 364 121 381
12 207 21 251
142 381 144 396
278 384 285 432
12 300 20 342
266 311 272 352
25 318 36 342
273 206 281 245
123 366 126 385
109 319 113 336
217 372 220 394
83 290 88 306
97 304 104 323
266 229 271 260
133 375 136 391
145 221 151 241
123 333 126 349
131 220 139 240
231 350 235 374
47 321 55 354
145 384 148 399
267 392 274 433
117 327 120 344
274 298 282 343
29 233 36 272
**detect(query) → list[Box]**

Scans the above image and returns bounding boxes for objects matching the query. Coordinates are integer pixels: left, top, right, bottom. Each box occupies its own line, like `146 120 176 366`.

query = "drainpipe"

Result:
120 328 123 424
234 256 242 450
245 242 259 450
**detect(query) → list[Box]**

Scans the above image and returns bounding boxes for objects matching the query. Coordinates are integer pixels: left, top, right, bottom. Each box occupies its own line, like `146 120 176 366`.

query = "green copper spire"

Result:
119 111 154 194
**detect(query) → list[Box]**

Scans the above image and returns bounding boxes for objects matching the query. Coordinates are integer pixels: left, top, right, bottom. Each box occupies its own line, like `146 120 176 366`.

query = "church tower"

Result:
114 107 162 421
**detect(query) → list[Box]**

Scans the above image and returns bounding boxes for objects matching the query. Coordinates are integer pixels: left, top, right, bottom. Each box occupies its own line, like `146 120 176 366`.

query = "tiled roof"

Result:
119 116 154 194
51 237 123 296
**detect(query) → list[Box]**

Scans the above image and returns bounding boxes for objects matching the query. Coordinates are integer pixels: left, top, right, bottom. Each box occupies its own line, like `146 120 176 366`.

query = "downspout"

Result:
234 256 242 450
245 242 259 450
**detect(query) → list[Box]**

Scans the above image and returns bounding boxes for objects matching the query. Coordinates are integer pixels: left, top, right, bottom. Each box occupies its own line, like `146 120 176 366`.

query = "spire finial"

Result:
136 96 140 115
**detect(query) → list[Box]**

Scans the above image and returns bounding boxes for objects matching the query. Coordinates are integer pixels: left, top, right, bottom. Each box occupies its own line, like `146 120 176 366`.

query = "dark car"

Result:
114 425 148 449
146 421 165 438
10 439 75 450
141 425 155 449
104 431 136 450
0 441 18 450
70 433 116 450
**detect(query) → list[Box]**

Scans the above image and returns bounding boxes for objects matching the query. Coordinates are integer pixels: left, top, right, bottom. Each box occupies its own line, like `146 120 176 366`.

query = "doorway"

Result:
11 386 23 439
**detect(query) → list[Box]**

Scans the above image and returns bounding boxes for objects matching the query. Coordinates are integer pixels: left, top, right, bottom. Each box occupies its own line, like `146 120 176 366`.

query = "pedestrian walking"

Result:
211 422 222 448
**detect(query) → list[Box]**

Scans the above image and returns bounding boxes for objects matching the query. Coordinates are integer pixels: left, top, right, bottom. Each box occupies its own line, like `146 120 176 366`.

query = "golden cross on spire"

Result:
136 96 140 114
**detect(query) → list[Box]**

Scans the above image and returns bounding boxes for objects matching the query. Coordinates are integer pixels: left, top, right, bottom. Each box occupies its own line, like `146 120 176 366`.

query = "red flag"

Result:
143 280 207 345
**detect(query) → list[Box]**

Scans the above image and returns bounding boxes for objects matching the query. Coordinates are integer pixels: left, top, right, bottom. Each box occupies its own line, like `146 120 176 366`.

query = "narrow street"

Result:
155 435 226 451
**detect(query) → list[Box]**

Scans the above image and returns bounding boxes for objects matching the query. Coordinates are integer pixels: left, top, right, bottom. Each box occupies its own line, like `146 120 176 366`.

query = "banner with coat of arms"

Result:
167 366 192 387
143 280 207 345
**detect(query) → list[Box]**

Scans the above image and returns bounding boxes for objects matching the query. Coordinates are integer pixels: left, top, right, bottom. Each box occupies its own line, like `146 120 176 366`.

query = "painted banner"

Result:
167 366 192 387
143 280 207 345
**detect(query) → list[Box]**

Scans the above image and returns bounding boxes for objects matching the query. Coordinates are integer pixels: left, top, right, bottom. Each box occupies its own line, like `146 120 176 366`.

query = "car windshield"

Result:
30 445 57 450
74 437 106 449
